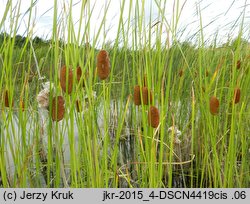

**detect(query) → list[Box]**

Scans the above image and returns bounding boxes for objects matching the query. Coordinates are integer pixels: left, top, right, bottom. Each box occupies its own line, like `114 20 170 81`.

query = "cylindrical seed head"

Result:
209 96 219 115
76 66 85 87
60 65 73 94
148 106 160 128
20 99 25 111
76 66 82 82
236 60 241 70
142 87 153 105
4 90 10 107
51 96 65 122
179 69 183 77
76 99 81 112
133 85 141 106
233 87 241 104
96 50 110 80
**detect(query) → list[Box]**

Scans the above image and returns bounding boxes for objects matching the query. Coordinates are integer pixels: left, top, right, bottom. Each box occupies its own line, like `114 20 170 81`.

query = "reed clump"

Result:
148 105 160 128
60 65 73 94
210 96 219 115
96 50 110 80
51 96 65 122
233 87 241 104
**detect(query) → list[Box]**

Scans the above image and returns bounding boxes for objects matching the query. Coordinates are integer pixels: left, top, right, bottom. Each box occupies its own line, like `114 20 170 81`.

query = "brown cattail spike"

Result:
179 69 183 77
60 65 73 94
205 70 209 77
77 66 87 87
233 87 241 104
4 90 10 107
133 85 141 106
209 96 219 115
76 66 82 83
236 60 241 70
142 87 153 105
148 106 160 128
20 100 25 111
96 50 110 80
51 96 65 122
76 100 81 112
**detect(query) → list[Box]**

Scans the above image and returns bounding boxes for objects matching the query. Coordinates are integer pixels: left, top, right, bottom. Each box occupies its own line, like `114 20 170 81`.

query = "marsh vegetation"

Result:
0 0 250 187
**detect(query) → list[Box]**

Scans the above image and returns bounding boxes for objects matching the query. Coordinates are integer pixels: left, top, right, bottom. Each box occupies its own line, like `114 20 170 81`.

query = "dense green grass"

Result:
0 0 249 187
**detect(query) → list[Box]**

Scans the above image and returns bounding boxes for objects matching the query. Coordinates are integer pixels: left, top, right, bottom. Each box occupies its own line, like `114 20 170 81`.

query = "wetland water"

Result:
0 99 192 187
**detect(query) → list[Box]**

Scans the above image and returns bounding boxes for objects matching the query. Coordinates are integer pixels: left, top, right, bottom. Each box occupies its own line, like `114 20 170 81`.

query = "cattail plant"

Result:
96 49 110 80
133 85 141 105
51 96 65 122
233 87 241 104
209 96 219 115
60 65 73 94
142 87 153 105
148 105 160 128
